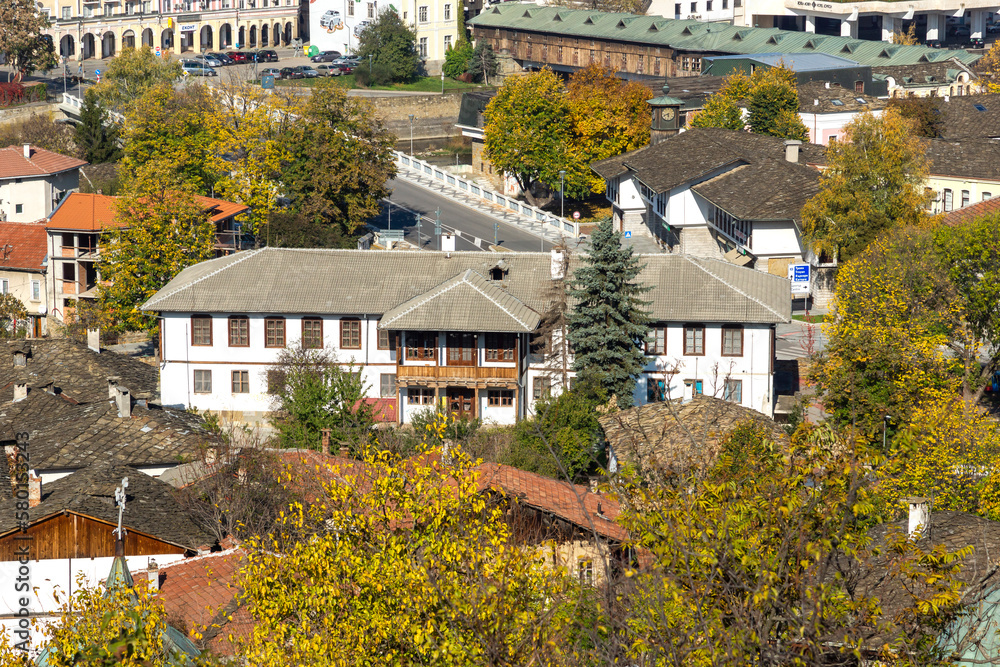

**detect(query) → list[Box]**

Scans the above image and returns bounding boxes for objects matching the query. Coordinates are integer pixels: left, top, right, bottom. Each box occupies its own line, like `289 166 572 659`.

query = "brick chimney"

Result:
28 471 41 508
908 497 930 538
116 385 131 419
784 139 801 164
87 328 100 353
321 428 331 451
338 445 349 458
13 382 27 402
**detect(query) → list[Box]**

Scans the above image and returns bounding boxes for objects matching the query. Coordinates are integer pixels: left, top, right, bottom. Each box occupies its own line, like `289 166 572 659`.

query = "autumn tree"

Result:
0 113 81 159
891 23 920 45
74 89 123 164
801 108 930 261
0 0 57 81
690 71 751 131
93 45 182 111
98 161 217 333
353 11 420 85
483 68 576 206
886 96 944 138
567 64 652 194
282 81 396 238
692 66 807 140
977 41 1000 93
567 219 650 407
0 294 27 338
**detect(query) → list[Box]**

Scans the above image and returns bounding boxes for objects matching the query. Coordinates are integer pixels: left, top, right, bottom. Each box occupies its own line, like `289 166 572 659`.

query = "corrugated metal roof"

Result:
141 248 791 325
468 3 980 68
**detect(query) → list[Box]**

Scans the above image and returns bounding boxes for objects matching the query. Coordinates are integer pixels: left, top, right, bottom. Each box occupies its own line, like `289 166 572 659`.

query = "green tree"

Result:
268 343 375 452
93 45 182 111
467 41 499 85
354 11 420 85
98 161 217 333
74 89 123 165
442 39 474 78
801 108 929 261
745 65 808 140
282 81 396 238
887 96 944 138
567 219 651 407
0 0 57 81
483 68 576 207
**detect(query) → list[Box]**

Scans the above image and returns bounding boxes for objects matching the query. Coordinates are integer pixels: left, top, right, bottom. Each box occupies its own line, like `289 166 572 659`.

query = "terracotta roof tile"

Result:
193 196 249 224
942 194 1000 226
0 145 87 180
46 192 122 231
0 222 47 271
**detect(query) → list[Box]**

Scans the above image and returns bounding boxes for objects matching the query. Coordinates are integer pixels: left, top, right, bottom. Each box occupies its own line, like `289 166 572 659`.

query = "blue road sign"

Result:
623 230 632 238
94 69 100 76
792 265 810 282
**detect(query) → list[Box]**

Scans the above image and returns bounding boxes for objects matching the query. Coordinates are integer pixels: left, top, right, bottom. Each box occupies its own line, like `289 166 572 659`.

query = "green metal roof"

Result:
469 3 980 68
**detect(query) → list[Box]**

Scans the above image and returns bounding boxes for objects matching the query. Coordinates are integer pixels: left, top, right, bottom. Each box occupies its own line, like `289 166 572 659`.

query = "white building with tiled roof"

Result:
142 247 791 425
0 144 87 223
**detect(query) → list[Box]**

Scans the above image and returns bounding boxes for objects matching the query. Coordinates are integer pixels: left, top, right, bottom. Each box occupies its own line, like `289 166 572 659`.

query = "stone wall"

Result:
371 92 464 146
0 101 65 128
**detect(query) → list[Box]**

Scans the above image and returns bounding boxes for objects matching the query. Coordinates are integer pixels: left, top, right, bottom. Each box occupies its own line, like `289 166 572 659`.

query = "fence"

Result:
394 152 580 238
60 93 125 123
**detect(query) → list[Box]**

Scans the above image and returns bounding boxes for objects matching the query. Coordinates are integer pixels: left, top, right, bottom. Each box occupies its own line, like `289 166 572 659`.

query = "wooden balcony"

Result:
397 364 518 387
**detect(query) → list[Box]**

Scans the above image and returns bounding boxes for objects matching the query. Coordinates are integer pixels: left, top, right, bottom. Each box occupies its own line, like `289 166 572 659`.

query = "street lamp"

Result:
408 114 415 156
559 169 566 220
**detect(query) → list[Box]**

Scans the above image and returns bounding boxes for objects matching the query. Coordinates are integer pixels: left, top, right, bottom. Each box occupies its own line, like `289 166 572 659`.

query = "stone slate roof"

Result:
926 139 1000 180
456 90 497 130
141 248 791 325
939 94 1000 140
691 158 821 223
0 389 210 473
469 3 980 68
598 395 789 474
873 60 975 89
0 339 159 404
0 462 215 551
797 81 888 114
942 195 1000 226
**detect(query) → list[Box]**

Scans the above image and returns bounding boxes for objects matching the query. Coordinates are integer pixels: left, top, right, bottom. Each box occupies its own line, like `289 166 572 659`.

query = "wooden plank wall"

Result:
0 514 187 561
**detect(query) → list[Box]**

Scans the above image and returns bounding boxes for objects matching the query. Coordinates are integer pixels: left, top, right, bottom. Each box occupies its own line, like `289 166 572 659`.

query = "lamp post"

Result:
559 169 566 220
408 113 415 155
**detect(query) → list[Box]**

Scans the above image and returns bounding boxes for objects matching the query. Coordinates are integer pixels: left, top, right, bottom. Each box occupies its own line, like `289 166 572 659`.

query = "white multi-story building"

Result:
141 247 790 424
0 145 85 224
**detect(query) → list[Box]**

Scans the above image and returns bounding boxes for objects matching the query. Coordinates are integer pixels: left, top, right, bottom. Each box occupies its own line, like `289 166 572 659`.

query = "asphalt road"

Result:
369 178 553 253
775 320 828 361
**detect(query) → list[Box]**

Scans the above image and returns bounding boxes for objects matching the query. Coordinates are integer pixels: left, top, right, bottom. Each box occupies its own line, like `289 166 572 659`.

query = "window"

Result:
722 0 727 8
961 190 970 208
193 369 212 393
684 325 704 356
340 319 361 349
711 204 751 248
409 386 434 404
532 377 550 401
674 2 680 13
62 6 71 18
488 390 514 407
378 327 397 351
418 5 427 21
231 370 250 393
646 327 666 355
228 316 249 347
647 378 666 403
347 1 353 15
380 373 396 397
192 315 213 346
30 280 40 302
485 333 515 361
984 192 993 201
418 37 428 57
0 279 7 294
367 2 374 17
607 177 619 204
829 135 838 143
724 379 742 404
578 558 594 586
267 369 285 394
690 1 696 11
944 189 953 212
406 332 438 360
722 326 743 356
684 379 703 396
706 0 712 10
444 35 451 51
15 204 22 214
265 317 286 348
444 3 451 19
302 318 323 349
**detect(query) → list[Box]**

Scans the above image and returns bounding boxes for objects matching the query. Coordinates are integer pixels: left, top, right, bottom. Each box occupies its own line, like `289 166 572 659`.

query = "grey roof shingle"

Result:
691 159 821 223
141 248 791 325
926 139 1000 180
939 94 1000 140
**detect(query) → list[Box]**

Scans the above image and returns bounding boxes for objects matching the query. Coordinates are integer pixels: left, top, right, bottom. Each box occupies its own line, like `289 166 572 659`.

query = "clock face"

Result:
662 108 676 122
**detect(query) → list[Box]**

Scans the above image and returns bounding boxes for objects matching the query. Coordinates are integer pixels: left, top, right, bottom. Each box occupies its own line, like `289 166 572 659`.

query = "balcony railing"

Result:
397 365 517 386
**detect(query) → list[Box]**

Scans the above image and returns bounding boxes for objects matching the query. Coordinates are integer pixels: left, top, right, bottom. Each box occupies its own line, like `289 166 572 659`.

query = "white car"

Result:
320 9 341 28
180 60 217 77
193 54 223 67
354 20 372 37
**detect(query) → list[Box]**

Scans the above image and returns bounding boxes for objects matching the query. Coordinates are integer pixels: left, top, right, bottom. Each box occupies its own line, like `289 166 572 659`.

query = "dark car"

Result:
228 51 249 63
254 49 279 62
294 65 320 78
311 50 342 63
207 52 234 65
335 63 355 74
279 66 303 80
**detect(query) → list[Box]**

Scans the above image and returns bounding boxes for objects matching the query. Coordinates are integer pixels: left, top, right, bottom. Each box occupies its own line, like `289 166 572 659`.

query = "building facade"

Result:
142 248 790 424
0 222 49 338
0 145 85 224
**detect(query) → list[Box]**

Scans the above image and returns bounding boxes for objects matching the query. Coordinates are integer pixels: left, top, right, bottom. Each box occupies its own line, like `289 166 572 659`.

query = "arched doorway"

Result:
141 28 154 47
249 25 257 48
161 28 174 50
261 25 269 47
237 25 245 49
101 31 115 58
60 35 75 58
199 25 213 51
82 33 96 60
273 24 281 46
122 29 135 50
284 22 293 44
219 23 232 49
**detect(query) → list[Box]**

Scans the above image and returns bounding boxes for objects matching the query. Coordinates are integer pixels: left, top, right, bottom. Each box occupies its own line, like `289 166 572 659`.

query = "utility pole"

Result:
494 222 498 247
408 114 415 156
434 207 442 251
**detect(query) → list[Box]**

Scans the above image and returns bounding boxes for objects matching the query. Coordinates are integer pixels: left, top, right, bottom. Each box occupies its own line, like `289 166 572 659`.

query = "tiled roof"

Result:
46 192 121 231
193 196 250 224
873 59 975 88
159 549 251 656
468 3 980 68
0 145 87 180
598 395 790 474
141 248 791 325
380 269 542 333
0 462 215 550
942 195 1000 226
797 81 888 113
0 338 158 404
691 158 821 224
939 94 1000 140
926 139 1000 181
0 222 47 272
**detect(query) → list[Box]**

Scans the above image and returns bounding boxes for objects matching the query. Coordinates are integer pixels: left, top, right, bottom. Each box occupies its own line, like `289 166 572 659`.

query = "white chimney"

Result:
784 139 802 163
28 472 41 508
116 385 131 419
907 497 930 538
13 382 27 402
87 327 100 353
944 94 950 102
550 248 567 280
824 81 830 89
146 560 160 591
814 99 819 106
107 376 120 399
22 144 30 159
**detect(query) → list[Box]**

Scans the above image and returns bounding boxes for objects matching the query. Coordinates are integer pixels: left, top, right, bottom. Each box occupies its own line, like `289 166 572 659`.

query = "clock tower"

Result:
648 83 684 145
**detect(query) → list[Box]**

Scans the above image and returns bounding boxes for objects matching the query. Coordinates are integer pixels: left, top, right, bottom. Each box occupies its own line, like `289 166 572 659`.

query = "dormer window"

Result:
489 259 509 282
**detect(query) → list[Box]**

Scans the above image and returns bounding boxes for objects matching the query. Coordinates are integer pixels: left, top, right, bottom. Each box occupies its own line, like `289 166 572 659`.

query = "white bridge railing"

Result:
394 152 580 238
60 93 126 123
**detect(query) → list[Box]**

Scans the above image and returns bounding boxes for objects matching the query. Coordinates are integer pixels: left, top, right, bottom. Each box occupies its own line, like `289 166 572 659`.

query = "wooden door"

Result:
447 333 475 367
447 388 475 418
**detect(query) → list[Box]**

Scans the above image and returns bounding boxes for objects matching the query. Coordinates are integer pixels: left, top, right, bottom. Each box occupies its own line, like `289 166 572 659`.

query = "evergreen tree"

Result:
567 219 651 407
467 42 499 85
74 89 122 165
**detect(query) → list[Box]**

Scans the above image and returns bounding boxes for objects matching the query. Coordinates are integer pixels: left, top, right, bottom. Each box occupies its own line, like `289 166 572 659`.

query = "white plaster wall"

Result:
617 176 644 214
751 220 805 260
926 175 1000 214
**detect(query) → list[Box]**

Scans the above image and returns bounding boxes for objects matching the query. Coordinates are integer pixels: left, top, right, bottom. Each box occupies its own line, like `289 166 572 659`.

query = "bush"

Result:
443 39 474 78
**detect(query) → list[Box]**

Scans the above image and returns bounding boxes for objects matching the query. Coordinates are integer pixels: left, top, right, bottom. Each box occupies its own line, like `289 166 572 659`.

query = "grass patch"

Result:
274 75 490 93
792 314 827 324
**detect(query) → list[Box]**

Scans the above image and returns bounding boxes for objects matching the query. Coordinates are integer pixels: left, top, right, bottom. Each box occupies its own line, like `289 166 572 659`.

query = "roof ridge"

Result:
683 255 787 321
143 249 265 310
460 270 539 331
380 270 475 328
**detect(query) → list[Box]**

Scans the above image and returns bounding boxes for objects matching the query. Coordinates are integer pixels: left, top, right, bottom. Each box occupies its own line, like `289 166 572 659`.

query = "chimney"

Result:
146 560 159 591
321 428 331 451
338 445 349 458
813 99 819 106
824 81 830 89
944 94 950 103
196 544 211 556
784 139 802 163
907 497 930 538
22 144 30 159
28 471 41 508
107 376 120 399
87 328 100 353
589 477 599 494
13 382 27 402
550 248 566 280
116 385 131 419
13 351 26 367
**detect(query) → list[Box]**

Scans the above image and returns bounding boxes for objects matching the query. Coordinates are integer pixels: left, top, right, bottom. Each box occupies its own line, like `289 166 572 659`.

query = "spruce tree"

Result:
567 219 651 407
74 89 122 165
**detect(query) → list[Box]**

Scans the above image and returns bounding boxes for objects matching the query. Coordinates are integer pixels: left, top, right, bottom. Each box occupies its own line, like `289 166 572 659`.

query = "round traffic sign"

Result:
94 69 101 76
155 46 161 56
572 211 581 220
308 45 319 56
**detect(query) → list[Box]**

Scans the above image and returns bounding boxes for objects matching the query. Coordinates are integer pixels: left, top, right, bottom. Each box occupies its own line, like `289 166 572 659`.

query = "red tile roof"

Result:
158 549 251 657
46 192 122 231
941 194 1000 226
193 196 250 224
0 222 47 271
0 145 87 179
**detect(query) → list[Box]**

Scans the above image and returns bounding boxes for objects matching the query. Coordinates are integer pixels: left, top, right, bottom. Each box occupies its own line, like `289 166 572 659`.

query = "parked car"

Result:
192 54 223 67
228 51 249 63
950 24 971 38
254 49 279 62
207 52 234 65
319 9 341 27
353 20 372 37
314 64 342 76
311 50 342 63
181 60 217 77
336 63 355 74
258 67 282 81
294 65 320 78
279 66 304 80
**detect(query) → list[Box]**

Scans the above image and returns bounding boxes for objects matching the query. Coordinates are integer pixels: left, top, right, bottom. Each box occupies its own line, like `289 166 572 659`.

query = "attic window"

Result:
490 267 506 281
584 15 596 24
490 5 500 13
553 12 562 21
831 99 845 106
855 97 867 104
975 104 988 111
842 43 856 54
522 9 532 18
